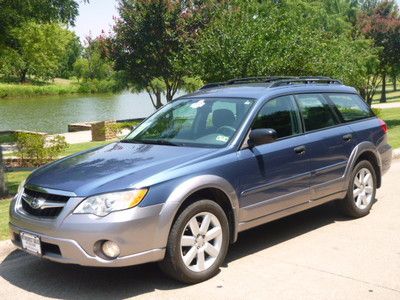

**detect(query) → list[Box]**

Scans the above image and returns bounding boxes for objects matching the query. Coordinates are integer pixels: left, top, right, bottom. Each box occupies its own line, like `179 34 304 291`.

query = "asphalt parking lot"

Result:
0 160 399 300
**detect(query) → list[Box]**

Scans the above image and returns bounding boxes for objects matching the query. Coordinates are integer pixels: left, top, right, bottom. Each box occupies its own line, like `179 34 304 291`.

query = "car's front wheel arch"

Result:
171 187 236 244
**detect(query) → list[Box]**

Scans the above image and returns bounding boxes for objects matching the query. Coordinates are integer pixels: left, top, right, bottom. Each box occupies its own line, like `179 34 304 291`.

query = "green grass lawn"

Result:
4 140 113 158
0 171 31 240
0 81 80 98
372 80 400 103
381 107 400 149
61 140 113 157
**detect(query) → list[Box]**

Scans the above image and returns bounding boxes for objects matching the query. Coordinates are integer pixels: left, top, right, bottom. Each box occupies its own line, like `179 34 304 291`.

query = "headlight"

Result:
73 189 148 217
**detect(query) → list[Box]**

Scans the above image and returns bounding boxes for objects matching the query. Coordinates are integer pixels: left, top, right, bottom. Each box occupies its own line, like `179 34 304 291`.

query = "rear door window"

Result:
326 93 373 122
295 94 337 131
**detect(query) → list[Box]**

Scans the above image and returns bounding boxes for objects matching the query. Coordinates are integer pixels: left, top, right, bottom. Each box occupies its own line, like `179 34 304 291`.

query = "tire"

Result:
338 160 377 218
159 199 230 284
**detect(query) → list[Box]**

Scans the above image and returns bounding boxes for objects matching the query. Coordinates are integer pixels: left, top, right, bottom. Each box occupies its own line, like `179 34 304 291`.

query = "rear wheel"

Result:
338 160 377 218
159 200 229 284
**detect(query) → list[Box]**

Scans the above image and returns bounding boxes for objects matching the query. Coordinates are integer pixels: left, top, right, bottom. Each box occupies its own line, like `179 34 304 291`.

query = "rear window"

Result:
326 94 373 122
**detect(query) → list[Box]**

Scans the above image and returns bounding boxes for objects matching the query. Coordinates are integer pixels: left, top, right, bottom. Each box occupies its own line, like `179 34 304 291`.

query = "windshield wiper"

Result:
146 140 180 146
123 139 179 146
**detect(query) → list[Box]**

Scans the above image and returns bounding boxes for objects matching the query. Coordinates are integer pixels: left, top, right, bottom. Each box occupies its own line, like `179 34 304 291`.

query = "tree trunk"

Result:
0 147 7 197
380 73 387 103
166 88 173 103
393 75 397 91
19 69 28 83
155 91 162 108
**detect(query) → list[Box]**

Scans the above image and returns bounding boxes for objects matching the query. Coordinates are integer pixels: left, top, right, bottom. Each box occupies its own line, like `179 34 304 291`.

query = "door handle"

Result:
343 134 352 142
294 145 306 155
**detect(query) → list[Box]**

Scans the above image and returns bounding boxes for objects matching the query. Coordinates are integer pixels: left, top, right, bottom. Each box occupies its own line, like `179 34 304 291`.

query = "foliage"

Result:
76 78 124 94
0 22 76 82
73 35 114 81
0 133 16 144
106 120 141 137
358 0 400 102
14 133 68 166
72 35 125 94
0 0 85 48
192 0 377 94
58 35 82 79
113 0 214 108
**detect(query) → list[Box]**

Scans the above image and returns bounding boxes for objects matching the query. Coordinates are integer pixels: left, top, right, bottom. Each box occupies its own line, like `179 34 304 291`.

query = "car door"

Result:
237 95 311 222
294 93 355 200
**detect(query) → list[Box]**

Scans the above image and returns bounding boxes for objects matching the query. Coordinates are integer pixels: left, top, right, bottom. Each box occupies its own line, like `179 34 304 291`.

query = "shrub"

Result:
77 79 124 94
15 133 68 166
107 121 140 136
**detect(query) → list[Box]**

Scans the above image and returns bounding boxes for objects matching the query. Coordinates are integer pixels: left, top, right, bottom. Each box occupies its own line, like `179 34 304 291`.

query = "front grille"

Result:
21 188 69 218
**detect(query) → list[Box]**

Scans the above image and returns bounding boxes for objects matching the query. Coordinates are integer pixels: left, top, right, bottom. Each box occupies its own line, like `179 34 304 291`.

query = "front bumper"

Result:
10 223 165 267
9 195 175 267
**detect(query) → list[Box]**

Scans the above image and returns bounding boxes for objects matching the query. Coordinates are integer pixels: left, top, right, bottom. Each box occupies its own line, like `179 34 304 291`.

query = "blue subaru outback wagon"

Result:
10 77 392 283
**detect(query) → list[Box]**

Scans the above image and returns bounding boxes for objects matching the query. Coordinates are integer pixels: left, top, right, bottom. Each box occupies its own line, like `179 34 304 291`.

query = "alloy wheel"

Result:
353 167 374 209
180 212 223 272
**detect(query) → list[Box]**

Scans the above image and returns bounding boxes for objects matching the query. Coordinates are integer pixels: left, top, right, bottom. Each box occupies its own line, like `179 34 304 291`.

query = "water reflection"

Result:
0 92 160 133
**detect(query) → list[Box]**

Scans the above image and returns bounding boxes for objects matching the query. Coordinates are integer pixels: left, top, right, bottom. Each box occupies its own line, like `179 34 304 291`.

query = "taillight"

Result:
379 119 388 134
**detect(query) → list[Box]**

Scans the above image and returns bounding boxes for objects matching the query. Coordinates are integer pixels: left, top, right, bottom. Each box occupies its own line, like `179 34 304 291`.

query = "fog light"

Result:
102 241 120 259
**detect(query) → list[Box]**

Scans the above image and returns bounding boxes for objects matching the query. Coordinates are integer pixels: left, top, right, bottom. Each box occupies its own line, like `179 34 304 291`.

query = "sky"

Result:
73 0 118 41
73 0 400 41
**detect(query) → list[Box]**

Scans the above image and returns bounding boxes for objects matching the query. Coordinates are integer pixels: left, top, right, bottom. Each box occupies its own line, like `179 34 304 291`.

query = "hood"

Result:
26 142 217 196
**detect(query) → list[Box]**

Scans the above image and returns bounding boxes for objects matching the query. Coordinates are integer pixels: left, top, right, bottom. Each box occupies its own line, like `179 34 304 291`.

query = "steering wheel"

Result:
216 125 236 137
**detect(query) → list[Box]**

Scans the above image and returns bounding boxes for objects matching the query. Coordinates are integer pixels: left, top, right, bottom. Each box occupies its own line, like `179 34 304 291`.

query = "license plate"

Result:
20 232 42 255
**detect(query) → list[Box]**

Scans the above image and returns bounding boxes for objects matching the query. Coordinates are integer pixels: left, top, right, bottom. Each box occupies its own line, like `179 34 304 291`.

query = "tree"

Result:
73 35 114 81
0 22 75 82
0 0 86 49
58 35 82 79
193 0 376 92
112 0 210 108
358 0 400 102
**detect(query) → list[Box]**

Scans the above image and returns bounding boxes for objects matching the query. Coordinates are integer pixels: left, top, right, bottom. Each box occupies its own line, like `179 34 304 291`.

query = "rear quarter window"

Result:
326 94 373 122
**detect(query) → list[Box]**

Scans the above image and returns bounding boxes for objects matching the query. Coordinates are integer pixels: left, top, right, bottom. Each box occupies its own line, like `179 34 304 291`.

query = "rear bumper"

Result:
10 223 165 267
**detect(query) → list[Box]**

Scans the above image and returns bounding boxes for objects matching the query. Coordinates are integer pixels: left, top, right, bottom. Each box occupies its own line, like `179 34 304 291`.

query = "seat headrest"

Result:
212 109 235 128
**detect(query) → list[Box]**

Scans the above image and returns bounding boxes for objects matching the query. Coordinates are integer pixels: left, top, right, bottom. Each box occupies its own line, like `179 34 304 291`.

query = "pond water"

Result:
0 92 161 133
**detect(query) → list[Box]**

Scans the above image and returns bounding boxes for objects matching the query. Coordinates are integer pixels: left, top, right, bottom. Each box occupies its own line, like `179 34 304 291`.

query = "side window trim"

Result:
293 93 339 133
241 95 303 149
322 93 345 124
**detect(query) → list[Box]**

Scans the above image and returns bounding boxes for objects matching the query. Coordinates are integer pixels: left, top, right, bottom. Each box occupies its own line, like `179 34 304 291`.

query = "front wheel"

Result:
159 200 230 284
338 160 377 218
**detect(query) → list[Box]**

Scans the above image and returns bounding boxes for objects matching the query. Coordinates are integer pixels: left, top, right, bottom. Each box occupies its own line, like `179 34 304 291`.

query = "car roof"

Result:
179 78 358 101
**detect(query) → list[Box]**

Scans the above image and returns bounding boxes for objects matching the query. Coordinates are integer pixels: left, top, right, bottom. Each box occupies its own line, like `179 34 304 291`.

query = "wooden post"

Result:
0 146 7 197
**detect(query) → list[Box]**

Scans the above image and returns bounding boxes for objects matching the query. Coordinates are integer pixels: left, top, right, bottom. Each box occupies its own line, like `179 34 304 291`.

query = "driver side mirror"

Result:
248 128 277 148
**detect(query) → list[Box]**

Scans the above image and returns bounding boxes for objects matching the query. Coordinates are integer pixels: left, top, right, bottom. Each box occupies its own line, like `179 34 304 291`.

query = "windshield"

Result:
122 98 255 148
